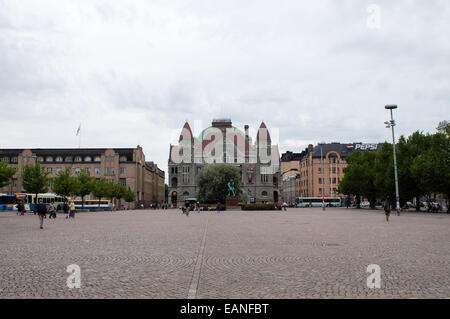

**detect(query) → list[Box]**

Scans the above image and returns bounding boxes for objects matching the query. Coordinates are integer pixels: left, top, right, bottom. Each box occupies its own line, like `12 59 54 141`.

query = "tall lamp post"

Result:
321 145 325 211
384 105 400 216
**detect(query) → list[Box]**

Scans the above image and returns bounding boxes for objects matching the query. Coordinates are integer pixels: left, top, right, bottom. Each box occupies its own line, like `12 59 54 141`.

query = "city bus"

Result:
15 193 67 211
73 199 111 210
297 197 341 208
0 194 17 211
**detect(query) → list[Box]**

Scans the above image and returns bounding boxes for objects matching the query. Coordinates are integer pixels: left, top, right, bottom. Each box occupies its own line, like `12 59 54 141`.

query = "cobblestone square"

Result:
0 208 449 299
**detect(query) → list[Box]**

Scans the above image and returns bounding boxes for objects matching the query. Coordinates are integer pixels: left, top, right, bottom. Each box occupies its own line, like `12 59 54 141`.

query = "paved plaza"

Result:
0 208 449 299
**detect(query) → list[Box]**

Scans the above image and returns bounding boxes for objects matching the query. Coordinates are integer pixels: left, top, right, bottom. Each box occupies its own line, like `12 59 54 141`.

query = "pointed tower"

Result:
256 121 271 164
179 121 194 163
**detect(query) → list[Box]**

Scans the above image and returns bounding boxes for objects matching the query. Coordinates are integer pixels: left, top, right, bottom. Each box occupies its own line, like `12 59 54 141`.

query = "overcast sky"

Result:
1 0 449 178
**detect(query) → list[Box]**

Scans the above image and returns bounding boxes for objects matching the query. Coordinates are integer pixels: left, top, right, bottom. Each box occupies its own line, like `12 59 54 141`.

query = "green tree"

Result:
22 161 50 210
74 170 94 208
123 186 136 209
197 163 242 204
164 183 169 203
0 161 16 188
338 151 366 208
110 183 126 210
52 167 77 204
92 178 110 208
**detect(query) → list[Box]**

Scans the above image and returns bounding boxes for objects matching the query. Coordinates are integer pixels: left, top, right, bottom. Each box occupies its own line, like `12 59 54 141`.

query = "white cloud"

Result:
0 0 449 179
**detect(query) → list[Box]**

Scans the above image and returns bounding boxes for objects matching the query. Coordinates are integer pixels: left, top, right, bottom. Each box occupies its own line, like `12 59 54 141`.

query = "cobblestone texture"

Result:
0 208 448 299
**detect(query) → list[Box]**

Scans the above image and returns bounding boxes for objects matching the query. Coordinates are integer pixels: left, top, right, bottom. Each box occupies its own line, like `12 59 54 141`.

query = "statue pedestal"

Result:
226 197 239 210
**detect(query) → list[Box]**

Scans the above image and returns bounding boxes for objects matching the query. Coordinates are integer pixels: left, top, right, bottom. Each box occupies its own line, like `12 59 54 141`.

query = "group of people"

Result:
35 199 76 229
181 202 224 216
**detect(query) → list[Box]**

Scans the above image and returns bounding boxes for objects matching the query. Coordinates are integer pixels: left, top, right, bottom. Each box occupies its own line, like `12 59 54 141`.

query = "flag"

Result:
76 124 81 136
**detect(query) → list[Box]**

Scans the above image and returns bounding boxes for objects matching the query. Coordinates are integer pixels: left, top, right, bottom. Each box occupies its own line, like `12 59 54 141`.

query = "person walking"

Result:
384 200 391 222
69 201 76 219
64 202 69 219
282 202 288 211
48 202 56 219
36 198 47 229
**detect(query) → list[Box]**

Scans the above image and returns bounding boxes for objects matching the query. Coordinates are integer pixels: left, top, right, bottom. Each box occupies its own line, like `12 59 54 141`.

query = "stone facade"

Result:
168 119 280 207
281 142 383 201
0 146 165 208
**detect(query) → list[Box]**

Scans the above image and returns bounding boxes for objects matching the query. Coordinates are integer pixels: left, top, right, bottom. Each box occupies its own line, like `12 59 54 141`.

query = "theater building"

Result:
168 119 280 206
0 146 165 208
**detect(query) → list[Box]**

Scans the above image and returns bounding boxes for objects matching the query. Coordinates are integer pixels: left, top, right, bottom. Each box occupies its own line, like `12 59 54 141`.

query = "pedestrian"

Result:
282 202 288 211
48 202 56 219
64 202 69 219
216 203 221 213
36 198 47 229
384 200 391 222
69 201 76 219
195 202 200 213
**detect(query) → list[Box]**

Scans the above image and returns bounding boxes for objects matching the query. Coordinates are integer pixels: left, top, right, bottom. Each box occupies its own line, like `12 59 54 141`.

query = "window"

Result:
262 191 268 197
105 156 109 162
183 191 189 196
46 156 53 162
120 178 126 186
65 156 72 162
74 156 82 162
110 156 115 162
319 188 324 195
110 167 114 175
12 179 18 187
95 168 100 175
261 174 269 183
182 166 190 184
85 168 90 174
11 157 18 163
56 168 62 173
46 167 52 173
318 167 323 174
94 156 101 162
84 156 92 162
74 168 81 174
56 156 63 162
119 156 127 162
319 178 324 184
120 167 126 174
2 157 9 162
330 167 337 174
329 157 337 164
330 177 337 184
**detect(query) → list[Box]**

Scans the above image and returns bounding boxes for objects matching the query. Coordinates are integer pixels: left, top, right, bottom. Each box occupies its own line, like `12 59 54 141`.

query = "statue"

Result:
227 180 236 197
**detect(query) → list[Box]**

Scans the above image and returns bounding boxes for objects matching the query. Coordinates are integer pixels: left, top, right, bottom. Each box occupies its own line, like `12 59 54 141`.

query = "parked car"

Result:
360 201 370 208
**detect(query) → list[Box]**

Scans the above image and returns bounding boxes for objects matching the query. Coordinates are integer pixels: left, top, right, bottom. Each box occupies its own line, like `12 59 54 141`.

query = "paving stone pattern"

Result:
0 208 448 298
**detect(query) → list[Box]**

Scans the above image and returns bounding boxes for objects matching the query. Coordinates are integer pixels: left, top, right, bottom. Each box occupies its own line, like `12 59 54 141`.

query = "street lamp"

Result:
384 105 400 216
321 145 325 211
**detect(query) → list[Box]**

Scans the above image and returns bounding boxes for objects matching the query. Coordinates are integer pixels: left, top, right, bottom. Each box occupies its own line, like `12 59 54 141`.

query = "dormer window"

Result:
38 157 44 163
56 156 63 162
94 156 101 162
119 156 127 162
74 156 82 162
46 156 53 162
11 157 18 163
65 156 72 162
84 156 92 162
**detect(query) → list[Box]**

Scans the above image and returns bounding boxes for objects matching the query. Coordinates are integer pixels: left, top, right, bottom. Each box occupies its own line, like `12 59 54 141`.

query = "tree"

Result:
197 163 242 204
22 161 50 210
338 151 367 208
0 161 16 188
74 171 94 208
110 183 126 210
92 178 110 208
123 186 136 209
53 167 77 204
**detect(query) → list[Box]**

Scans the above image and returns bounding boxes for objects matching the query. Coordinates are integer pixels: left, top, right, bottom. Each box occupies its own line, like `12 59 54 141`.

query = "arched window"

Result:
262 191 268 197
183 191 189 196
46 156 53 162
56 156 63 162
11 157 18 163
119 156 127 162
65 156 72 162
171 177 178 188
2 157 9 162
94 156 101 162
74 156 82 162
74 168 81 174
84 156 92 162
37 157 44 163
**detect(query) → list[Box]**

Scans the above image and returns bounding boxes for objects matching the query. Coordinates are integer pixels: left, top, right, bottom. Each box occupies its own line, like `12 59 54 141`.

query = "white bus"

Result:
297 197 341 208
